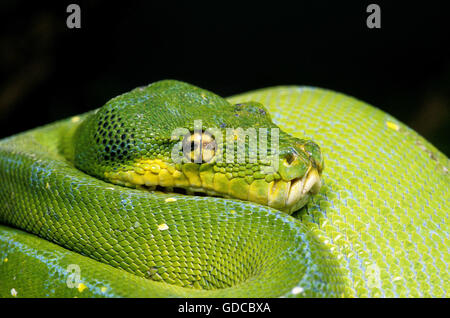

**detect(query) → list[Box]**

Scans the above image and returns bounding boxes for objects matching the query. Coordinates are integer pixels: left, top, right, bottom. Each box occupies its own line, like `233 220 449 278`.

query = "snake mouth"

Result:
269 167 322 214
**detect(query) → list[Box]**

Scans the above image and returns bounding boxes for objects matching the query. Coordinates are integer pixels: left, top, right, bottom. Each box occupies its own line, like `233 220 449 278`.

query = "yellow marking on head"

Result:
166 165 176 174
134 167 145 175
159 169 174 187
143 172 159 186
199 164 214 189
182 163 202 187
158 223 169 231
173 170 190 187
386 121 400 131
71 116 81 123
77 283 87 293
129 173 145 185
150 164 161 174
213 173 229 195
106 159 182 189
104 159 245 204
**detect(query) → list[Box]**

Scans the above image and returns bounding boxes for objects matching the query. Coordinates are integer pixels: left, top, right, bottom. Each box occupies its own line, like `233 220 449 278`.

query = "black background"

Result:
1 1 449 154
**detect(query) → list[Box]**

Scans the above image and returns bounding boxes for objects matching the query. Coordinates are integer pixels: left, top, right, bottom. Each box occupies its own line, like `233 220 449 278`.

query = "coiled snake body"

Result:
0 80 448 297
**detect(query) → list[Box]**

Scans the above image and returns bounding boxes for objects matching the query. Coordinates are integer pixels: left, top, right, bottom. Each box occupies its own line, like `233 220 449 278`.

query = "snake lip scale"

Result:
116 165 322 214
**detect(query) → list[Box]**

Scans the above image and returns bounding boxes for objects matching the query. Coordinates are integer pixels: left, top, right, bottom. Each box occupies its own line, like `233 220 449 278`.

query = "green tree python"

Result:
0 80 448 297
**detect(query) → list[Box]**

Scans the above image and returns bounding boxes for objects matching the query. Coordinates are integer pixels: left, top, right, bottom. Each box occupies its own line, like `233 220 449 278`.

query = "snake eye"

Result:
182 131 216 163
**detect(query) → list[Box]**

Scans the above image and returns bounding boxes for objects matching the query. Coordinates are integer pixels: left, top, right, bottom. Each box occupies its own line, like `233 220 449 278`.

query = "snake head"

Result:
72 80 324 214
